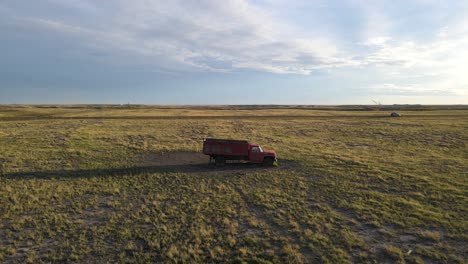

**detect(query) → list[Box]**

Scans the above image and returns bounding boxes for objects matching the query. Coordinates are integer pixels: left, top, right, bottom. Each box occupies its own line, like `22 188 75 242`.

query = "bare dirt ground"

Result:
140 151 295 175
141 151 209 166
2 151 295 180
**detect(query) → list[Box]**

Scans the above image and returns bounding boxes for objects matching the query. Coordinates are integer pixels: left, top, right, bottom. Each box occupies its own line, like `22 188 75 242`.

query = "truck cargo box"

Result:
203 138 250 157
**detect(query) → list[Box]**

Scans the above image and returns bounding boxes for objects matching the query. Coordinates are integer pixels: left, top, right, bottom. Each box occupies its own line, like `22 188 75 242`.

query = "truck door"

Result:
249 146 263 163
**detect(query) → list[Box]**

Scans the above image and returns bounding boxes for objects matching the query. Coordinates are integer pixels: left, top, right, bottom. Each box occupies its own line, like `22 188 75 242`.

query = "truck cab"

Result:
249 144 277 165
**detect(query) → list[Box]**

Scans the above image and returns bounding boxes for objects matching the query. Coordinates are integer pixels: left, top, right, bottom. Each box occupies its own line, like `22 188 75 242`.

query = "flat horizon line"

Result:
1 104 468 106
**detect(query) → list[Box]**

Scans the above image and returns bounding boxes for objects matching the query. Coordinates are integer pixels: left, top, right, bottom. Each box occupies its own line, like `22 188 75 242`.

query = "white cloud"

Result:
369 83 454 96
2 0 356 75
364 36 391 46
363 18 468 96
357 1 393 41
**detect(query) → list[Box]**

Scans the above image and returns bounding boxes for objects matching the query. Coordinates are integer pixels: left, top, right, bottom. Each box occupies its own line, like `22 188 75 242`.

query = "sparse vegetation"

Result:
0 106 467 263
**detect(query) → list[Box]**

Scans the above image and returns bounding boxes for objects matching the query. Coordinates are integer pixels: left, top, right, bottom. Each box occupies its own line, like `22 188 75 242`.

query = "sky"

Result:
1 0 467 104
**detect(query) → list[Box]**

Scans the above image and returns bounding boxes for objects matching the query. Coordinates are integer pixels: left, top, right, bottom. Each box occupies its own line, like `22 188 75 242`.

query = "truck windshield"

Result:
251 147 262 153
258 146 263 152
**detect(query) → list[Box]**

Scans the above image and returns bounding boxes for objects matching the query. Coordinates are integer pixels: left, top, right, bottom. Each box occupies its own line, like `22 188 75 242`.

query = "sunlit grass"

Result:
0 106 466 262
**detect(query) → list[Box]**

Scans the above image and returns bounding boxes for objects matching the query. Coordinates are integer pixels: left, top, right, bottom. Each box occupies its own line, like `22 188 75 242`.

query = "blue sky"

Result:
1 0 467 104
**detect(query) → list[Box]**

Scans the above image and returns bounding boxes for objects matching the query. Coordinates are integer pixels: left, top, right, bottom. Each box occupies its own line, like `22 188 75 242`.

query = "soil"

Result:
3 152 295 180
139 151 295 175
141 151 208 166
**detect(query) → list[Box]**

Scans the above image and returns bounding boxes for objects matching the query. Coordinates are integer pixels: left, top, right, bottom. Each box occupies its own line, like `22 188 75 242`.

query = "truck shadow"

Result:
2 162 290 180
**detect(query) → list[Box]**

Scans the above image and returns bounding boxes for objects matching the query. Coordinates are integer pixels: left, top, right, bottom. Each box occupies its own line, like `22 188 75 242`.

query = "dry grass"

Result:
0 106 467 263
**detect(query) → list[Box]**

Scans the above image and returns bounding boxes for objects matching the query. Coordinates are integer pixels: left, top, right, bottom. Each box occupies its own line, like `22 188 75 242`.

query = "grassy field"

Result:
0 106 467 263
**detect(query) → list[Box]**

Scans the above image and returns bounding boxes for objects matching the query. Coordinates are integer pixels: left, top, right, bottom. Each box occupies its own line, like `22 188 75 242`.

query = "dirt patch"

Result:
346 143 370 149
3 152 297 179
141 151 208 166
139 151 297 175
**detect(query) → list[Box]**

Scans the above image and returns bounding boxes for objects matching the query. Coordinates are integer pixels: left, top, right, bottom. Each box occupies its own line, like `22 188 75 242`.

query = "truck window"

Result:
251 147 260 153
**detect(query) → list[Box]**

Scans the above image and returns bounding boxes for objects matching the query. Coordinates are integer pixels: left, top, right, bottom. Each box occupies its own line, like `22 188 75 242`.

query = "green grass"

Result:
0 106 467 263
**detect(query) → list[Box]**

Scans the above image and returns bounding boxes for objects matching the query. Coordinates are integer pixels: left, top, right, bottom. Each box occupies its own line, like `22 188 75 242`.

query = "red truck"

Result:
203 138 277 166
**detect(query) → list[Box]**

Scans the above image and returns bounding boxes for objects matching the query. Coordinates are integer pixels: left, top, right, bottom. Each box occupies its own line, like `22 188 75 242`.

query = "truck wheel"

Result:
215 156 225 166
263 157 274 166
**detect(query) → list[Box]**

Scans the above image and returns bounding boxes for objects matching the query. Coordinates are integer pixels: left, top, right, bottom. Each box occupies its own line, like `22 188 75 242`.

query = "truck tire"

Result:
263 157 274 166
215 156 225 166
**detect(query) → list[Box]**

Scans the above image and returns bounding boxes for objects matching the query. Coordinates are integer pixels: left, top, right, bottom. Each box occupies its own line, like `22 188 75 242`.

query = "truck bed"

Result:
203 138 250 157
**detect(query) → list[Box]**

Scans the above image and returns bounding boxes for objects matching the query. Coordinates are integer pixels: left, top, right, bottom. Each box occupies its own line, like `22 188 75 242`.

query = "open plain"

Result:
0 105 467 263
